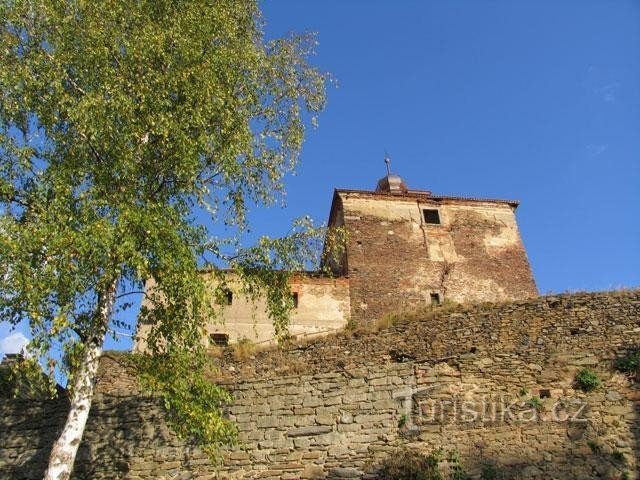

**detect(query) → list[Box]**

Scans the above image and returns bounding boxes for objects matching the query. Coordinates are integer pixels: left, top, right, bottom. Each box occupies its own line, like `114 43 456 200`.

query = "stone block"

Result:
286 426 333 437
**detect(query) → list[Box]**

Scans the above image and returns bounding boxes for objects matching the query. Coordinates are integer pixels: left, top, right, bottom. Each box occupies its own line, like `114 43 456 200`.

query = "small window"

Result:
539 389 551 399
216 288 233 306
210 333 229 346
423 209 441 225
292 292 299 308
430 293 441 306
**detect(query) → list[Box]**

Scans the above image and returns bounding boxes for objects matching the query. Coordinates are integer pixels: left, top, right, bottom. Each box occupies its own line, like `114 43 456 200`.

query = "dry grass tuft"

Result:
232 337 259 361
363 299 464 334
372 312 400 332
208 346 225 359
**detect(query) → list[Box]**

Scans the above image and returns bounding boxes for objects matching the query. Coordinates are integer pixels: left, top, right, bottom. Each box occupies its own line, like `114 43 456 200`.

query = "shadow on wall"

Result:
367 351 640 480
1 371 639 479
0 397 69 480
334 360 640 480
2 291 640 480
373 420 638 480
0 395 183 480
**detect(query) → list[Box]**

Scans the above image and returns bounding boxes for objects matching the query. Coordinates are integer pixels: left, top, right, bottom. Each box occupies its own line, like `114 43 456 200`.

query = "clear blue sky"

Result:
255 0 640 295
1 1 639 356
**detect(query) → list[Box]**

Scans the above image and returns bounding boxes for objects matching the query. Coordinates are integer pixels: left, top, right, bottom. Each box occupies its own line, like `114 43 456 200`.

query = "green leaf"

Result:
0 0 328 459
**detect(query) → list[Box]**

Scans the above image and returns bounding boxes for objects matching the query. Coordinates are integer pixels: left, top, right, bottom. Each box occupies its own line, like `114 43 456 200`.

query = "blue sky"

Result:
255 0 640 293
1 1 639 357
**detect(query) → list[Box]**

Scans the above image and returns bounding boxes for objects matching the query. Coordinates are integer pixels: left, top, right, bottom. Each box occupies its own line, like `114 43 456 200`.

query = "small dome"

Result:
376 174 408 194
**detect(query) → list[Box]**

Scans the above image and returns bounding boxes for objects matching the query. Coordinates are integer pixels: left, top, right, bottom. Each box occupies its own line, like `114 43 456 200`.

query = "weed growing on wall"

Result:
575 368 602 392
614 349 640 377
377 448 469 480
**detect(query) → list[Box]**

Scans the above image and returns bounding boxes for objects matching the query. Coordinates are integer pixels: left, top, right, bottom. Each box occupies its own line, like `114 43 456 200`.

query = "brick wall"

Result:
334 191 537 323
1 290 639 479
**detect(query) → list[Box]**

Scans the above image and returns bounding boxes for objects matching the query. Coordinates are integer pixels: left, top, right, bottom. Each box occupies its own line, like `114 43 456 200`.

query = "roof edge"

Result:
334 188 520 208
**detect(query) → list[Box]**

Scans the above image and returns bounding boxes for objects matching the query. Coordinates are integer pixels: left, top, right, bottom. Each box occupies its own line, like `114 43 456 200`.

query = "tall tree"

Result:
0 1 328 478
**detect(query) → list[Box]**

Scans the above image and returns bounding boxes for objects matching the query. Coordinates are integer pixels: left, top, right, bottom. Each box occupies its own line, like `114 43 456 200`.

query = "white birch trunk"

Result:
43 282 117 480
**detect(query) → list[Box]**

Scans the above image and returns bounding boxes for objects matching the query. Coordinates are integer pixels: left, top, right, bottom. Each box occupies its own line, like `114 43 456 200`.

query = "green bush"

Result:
527 396 543 410
614 349 640 375
575 368 602 392
611 450 626 464
480 464 499 480
398 414 408 428
587 440 602 454
447 450 469 480
378 449 469 480
378 449 443 480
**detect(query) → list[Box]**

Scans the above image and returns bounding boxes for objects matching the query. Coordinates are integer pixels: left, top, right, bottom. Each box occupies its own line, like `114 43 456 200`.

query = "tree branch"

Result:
114 290 146 300
108 327 134 338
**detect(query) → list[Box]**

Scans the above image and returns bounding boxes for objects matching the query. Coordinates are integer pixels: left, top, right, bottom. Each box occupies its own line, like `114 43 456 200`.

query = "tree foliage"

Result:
0 0 329 467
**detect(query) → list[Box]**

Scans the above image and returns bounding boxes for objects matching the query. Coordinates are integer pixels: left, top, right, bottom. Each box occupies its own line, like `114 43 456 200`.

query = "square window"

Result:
423 209 441 224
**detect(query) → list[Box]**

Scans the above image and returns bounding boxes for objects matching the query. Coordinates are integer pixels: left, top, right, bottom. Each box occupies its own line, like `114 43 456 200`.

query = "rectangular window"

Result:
430 293 441 306
209 333 229 346
216 288 233 306
423 209 441 225
292 292 299 308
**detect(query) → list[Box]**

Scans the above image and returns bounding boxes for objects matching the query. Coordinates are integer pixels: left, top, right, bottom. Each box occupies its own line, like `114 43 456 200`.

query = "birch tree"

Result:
0 1 328 478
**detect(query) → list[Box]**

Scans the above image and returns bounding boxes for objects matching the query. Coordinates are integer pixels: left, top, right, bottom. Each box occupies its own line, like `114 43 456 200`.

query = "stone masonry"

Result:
134 175 538 348
136 273 350 349
2 290 640 479
325 184 537 324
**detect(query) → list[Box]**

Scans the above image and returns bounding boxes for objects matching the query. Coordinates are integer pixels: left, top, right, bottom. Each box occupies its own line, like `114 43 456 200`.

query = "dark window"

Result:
430 293 441 306
216 288 233 305
210 333 229 346
539 389 551 399
423 209 441 225
292 292 299 308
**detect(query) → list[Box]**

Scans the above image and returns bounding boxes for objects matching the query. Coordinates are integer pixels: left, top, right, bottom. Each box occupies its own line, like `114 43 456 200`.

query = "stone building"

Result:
7 290 640 480
136 167 537 348
325 167 537 323
204 272 351 346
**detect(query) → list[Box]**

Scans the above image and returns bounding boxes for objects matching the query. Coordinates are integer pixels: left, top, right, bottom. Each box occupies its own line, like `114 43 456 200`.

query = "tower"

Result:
325 163 537 323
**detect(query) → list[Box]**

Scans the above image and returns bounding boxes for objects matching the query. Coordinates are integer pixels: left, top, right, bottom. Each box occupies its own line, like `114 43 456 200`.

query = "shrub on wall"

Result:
614 349 640 377
378 449 443 480
575 368 602 392
377 449 469 480
527 396 543 410
480 464 501 480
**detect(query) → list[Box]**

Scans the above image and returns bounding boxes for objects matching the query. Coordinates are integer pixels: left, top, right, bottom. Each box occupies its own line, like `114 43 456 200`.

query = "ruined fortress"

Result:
184 168 538 346
4 290 640 479
3 173 640 480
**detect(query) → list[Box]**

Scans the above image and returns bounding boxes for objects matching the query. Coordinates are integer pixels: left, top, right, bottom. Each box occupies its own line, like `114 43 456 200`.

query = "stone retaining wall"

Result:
1 290 640 479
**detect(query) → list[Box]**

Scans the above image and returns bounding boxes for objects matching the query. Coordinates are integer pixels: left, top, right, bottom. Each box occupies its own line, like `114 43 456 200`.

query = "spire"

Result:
384 152 391 176
375 152 407 194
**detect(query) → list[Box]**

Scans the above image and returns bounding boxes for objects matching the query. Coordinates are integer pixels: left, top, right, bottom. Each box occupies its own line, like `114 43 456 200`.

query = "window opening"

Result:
210 333 229 346
423 209 441 224
430 293 441 305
